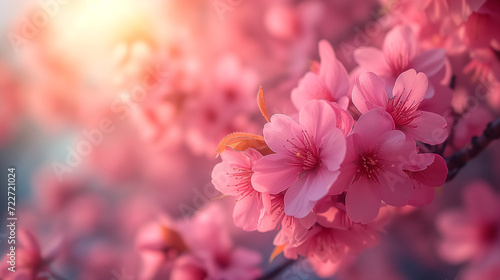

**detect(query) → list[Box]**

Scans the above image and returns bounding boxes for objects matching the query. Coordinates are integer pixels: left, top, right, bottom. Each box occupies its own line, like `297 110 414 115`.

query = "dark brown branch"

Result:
446 118 500 181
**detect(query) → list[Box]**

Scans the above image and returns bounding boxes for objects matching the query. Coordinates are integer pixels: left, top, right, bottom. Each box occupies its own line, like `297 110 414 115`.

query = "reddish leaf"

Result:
257 86 271 123
216 132 273 157
269 244 287 262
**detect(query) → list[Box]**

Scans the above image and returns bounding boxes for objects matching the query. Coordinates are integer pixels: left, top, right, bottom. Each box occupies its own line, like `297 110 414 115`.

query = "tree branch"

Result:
446 118 500 181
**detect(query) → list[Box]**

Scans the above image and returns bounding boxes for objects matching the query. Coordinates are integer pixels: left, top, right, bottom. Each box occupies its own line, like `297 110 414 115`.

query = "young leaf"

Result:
269 244 287 262
257 86 271 122
216 132 273 157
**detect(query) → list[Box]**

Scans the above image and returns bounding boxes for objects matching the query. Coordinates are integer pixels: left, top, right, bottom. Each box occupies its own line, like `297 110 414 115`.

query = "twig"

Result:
445 118 500 181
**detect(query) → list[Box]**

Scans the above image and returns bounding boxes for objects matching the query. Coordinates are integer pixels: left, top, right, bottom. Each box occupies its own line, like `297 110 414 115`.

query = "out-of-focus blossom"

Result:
136 204 262 280
437 182 500 265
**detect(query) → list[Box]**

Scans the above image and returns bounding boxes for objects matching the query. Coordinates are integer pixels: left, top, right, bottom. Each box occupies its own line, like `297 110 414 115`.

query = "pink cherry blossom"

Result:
332 108 418 224
354 25 449 99
405 153 448 206
352 69 448 145
212 147 276 232
291 40 350 110
252 99 347 218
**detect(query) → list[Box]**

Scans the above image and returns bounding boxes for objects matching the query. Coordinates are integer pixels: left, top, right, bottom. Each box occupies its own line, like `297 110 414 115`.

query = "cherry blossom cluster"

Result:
212 35 450 273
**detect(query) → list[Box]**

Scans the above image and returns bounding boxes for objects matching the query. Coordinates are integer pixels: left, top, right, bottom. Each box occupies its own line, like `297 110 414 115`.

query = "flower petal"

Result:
263 114 303 154
299 100 338 142
392 69 428 106
318 128 347 172
352 72 388 114
379 166 413 207
346 176 381 224
291 73 331 111
318 40 350 100
284 168 339 218
405 111 448 145
252 154 301 194
353 47 390 76
412 49 446 77
233 195 262 231
353 108 395 151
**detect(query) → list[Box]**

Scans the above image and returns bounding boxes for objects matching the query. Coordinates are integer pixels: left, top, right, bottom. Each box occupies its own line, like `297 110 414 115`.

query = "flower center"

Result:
355 153 382 182
285 130 320 175
386 90 421 127
227 167 256 200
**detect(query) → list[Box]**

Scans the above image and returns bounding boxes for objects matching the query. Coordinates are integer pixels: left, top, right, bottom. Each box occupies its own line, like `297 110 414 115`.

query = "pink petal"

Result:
392 69 428 106
252 154 301 194
263 114 304 154
414 154 448 187
291 73 331 111
379 166 413 207
318 128 347 171
299 211 317 229
284 168 339 218
328 101 354 135
211 161 239 196
352 109 395 151
318 40 350 100
412 49 446 77
329 135 356 195
405 111 448 145
352 72 388 114
233 195 263 231
383 25 417 66
376 130 416 162
408 180 435 206
299 100 338 141
353 47 390 76
346 176 381 224
284 176 317 218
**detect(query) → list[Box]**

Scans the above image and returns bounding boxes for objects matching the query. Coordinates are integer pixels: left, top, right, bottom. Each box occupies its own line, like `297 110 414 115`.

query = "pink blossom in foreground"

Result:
274 194 389 277
405 153 448 206
291 40 350 111
212 147 276 232
352 69 448 145
331 108 418 224
252 99 347 218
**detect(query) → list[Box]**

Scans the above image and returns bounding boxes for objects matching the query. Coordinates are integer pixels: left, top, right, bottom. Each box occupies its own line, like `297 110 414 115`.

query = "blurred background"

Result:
0 0 499 279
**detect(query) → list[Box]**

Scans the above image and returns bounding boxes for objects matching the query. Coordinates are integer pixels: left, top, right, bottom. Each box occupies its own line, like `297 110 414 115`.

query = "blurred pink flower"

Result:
438 181 500 280
438 182 500 263
136 204 262 280
252 99 347 218
0 230 61 280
